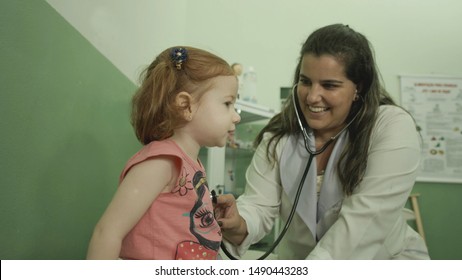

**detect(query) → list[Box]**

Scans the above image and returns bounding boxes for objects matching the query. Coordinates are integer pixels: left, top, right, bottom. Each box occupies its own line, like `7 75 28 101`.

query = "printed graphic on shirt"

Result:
174 170 222 259
171 167 193 196
175 241 217 260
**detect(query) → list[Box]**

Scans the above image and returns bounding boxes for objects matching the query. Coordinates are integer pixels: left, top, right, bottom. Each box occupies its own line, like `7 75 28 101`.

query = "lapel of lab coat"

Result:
280 132 346 240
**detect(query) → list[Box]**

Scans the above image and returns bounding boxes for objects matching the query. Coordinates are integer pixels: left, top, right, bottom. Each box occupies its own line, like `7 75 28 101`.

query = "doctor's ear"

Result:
175 91 193 121
356 84 363 94
353 85 363 101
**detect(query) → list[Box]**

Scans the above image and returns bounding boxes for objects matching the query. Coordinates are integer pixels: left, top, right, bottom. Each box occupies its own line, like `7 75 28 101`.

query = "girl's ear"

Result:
175 91 193 120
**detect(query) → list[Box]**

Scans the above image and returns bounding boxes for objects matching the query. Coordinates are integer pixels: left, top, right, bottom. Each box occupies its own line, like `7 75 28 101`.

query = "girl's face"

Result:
297 54 357 140
190 76 241 147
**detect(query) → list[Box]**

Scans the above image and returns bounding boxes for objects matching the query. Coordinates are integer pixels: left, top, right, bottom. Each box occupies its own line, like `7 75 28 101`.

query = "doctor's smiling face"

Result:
297 53 357 141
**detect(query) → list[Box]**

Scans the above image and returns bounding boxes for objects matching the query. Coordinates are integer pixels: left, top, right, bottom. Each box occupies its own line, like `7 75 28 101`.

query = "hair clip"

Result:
170 47 188 70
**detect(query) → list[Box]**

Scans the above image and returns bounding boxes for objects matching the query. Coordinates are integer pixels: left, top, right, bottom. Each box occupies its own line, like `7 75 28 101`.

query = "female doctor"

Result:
215 24 430 259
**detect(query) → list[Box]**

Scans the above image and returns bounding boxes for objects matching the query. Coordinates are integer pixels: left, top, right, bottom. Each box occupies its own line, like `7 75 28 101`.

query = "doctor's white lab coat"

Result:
227 105 429 260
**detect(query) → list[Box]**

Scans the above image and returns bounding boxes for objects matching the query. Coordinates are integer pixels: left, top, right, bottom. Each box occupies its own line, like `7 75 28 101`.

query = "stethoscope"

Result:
216 84 359 260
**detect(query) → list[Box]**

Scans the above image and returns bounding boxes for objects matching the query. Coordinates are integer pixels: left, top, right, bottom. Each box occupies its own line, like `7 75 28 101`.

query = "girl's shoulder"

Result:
131 139 188 163
120 139 184 182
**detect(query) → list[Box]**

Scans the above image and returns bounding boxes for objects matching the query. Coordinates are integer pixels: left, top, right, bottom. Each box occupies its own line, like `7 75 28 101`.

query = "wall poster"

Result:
400 75 462 183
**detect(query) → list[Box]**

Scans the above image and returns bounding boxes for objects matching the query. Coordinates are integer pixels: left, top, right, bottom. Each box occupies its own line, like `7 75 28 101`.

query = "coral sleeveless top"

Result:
119 139 221 259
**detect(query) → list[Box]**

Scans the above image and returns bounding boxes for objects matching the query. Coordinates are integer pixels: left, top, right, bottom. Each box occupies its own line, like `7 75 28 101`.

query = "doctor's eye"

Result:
322 83 338 90
298 78 311 86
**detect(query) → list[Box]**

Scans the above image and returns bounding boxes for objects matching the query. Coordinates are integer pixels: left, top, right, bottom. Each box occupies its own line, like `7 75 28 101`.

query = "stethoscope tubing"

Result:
220 85 318 259
219 152 315 260
219 84 355 259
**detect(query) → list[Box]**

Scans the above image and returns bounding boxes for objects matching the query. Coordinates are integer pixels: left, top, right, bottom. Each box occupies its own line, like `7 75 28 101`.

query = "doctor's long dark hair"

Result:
255 24 396 195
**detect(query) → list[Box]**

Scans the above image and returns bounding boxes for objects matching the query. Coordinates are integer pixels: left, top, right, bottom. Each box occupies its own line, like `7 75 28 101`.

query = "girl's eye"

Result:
225 101 232 107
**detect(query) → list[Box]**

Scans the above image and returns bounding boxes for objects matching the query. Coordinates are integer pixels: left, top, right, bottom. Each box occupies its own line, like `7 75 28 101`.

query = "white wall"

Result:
47 0 462 111
46 0 188 83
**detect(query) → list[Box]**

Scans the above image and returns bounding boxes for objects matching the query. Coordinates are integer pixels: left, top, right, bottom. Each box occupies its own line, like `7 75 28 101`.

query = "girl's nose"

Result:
233 110 241 124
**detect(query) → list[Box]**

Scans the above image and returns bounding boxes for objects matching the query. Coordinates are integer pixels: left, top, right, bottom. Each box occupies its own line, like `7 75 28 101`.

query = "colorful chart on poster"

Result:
400 75 462 183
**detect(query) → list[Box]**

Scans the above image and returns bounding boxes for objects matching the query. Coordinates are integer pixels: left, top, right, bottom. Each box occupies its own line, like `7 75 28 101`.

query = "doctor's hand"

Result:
214 194 248 245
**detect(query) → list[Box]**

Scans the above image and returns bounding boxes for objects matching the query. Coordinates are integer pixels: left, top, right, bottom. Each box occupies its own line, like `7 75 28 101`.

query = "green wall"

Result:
0 0 461 260
0 0 140 259
411 182 462 259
